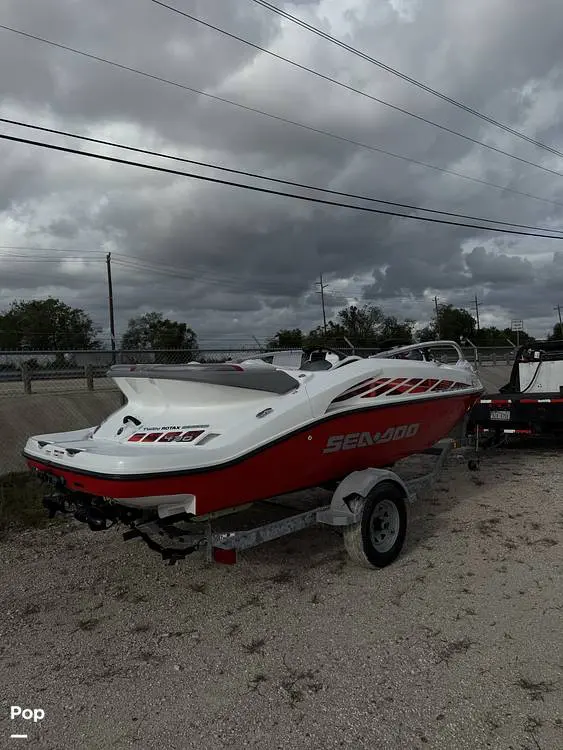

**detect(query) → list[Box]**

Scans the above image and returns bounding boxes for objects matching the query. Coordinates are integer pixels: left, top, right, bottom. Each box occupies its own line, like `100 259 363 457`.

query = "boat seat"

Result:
301 352 332 371
108 362 301 394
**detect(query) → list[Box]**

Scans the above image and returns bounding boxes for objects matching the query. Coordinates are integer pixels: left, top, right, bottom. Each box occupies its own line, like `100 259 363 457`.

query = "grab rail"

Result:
369 340 466 361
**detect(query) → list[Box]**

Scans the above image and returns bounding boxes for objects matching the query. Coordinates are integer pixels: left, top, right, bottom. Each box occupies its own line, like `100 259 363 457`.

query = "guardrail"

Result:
0 365 110 382
0 349 262 395
0 364 112 394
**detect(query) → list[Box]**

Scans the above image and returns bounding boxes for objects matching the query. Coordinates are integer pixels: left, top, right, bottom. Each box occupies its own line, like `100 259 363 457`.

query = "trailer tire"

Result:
343 481 407 569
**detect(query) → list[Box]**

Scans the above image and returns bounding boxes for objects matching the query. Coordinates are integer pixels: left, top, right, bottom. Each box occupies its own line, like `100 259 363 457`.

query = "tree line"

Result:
0 296 562 355
267 302 541 351
0 298 198 354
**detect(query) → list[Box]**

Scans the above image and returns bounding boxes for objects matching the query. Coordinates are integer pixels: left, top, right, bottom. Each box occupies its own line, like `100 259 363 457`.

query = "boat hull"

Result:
26 392 477 516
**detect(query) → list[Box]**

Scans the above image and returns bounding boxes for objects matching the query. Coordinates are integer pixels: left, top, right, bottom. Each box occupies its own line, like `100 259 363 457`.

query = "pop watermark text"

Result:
10 706 44 723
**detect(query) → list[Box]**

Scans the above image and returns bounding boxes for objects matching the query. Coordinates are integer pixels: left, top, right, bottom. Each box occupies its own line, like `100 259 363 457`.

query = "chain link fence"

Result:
0 345 517 396
0 348 264 396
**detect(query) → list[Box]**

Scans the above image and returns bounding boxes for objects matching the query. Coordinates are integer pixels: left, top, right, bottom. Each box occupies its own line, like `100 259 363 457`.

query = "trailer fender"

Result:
317 468 412 527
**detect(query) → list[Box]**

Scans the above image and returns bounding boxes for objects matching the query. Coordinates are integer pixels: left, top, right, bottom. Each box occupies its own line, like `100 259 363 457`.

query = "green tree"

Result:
0 297 99 351
417 324 438 342
417 304 476 343
378 315 415 344
266 304 414 353
302 305 414 350
266 328 304 350
473 326 506 346
504 327 534 345
121 312 199 363
440 304 476 340
547 323 563 341
336 304 384 342
306 321 349 348
475 326 534 346
334 304 414 346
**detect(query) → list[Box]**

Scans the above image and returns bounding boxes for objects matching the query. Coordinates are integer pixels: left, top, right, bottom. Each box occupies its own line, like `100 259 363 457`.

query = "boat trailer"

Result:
40 439 472 568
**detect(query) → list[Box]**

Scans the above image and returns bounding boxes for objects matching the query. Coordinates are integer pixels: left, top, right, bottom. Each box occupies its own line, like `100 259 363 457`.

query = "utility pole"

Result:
106 252 116 363
474 294 481 330
316 273 328 335
433 296 440 338
553 303 563 338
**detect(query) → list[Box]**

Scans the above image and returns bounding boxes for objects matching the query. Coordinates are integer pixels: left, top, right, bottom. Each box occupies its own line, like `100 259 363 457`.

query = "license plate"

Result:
490 410 511 421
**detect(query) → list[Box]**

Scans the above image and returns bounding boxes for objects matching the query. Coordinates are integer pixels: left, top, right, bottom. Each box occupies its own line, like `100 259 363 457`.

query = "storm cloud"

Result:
1 0 563 346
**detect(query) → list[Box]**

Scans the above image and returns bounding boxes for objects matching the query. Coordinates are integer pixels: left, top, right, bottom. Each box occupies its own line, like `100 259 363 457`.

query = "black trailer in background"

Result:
467 339 563 441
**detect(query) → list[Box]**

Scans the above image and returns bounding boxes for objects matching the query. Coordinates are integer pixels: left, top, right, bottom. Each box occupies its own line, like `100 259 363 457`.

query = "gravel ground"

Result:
0 444 562 749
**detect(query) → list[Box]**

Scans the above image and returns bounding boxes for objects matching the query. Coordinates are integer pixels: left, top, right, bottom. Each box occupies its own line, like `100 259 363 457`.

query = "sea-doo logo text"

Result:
322 423 420 453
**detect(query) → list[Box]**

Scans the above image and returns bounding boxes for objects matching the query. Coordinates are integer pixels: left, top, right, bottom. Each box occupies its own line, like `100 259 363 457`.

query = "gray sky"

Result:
1 0 563 348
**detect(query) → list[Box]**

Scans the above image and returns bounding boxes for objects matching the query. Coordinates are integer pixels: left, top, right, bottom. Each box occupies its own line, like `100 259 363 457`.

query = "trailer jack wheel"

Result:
343 481 407 569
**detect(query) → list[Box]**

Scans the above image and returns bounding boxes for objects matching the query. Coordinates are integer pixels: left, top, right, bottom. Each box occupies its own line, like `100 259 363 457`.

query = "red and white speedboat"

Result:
24 341 482 525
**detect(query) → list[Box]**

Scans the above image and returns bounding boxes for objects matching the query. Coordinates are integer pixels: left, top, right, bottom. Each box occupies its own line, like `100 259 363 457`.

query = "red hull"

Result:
26 393 477 515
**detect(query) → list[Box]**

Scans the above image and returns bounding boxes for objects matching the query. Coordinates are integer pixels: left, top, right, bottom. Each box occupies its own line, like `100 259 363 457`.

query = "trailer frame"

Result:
466 338 563 442
112 437 463 566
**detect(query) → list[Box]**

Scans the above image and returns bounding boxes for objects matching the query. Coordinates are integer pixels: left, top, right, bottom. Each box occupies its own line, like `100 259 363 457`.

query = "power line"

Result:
0 246 554 329
0 246 513 312
0 245 316 294
3 118 563 235
0 256 98 262
150 1 563 180
112 256 332 298
0 245 106 255
113 257 368 299
112 254 300 289
459 296 483 329
111 258 303 294
0 254 302 294
116 260 384 301
1 251 360 300
1 26 562 209
3 131 563 239
249 0 563 161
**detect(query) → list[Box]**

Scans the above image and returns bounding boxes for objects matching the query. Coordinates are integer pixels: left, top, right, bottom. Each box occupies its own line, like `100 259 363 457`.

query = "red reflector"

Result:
212 547 237 565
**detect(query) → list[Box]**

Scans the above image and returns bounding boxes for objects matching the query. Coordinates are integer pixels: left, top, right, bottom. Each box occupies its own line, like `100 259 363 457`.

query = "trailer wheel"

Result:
343 481 407 568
